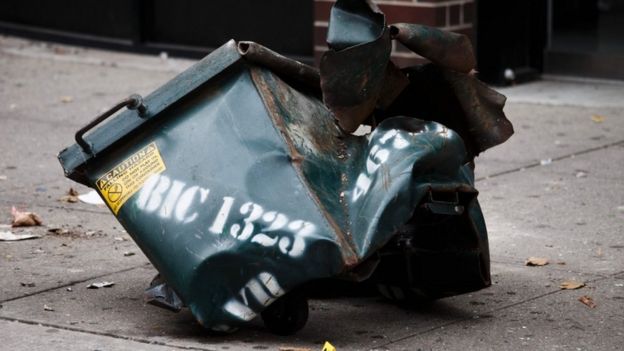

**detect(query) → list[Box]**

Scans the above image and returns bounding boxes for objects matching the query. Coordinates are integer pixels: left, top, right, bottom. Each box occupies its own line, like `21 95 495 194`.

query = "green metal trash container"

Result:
58 0 512 335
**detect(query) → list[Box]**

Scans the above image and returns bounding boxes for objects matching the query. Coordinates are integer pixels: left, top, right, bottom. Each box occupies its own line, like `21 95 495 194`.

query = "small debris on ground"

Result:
43 304 55 311
617 205 624 213
84 230 105 237
60 96 73 103
0 175 7 181
575 171 588 178
279 347 313 351
578 295 597 308
560 281 586 290
123 251 135 257
0 231 41 241
86 281 115 289
540 158 552 166
53 46 68 55
113 236 127 242
59 188 79 203
66 287 73 292
11 206 43 227
20 282 36 287
525 257 549 266
591 114 606 123
48 227 70 236
78 190 105 205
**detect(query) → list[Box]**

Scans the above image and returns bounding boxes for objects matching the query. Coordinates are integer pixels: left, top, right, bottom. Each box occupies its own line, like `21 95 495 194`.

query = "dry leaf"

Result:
11 206 43 227
560 280 585 290
59 187 79 203
60 96 73 103
578 295 597 308
591 114 605 123
526 257 549 266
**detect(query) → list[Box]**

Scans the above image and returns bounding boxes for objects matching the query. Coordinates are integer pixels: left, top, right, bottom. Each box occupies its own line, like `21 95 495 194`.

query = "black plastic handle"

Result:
75 94 147 155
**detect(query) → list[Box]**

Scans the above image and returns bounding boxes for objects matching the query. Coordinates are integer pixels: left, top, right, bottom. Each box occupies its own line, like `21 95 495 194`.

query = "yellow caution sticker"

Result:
96 142 166 214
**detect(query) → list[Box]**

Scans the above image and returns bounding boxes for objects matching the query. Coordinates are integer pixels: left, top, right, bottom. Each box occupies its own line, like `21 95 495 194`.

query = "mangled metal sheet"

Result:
320 0 391 132
58 0 512 334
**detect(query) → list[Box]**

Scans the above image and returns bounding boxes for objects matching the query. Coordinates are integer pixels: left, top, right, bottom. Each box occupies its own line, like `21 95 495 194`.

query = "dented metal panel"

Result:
58 0 512 334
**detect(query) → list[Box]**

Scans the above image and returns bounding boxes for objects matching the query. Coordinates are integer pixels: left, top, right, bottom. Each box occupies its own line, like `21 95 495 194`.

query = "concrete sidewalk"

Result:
1 35 622 351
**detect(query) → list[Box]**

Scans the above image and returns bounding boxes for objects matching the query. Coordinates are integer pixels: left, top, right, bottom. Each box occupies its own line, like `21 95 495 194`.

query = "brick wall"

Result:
314 0 476 67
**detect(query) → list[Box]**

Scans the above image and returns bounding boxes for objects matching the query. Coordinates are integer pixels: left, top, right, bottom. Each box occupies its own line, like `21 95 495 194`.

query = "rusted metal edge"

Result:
320 28 392 133
237 41 320 91
248 66 359 267
390 23 476 73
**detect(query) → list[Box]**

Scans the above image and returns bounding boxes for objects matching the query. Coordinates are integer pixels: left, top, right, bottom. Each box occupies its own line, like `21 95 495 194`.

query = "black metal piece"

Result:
237 41 320 91
75 94 147 155
261 291 309 336
424 191 464 216
144 282 184 313
390 23 476 73
320 0 391 132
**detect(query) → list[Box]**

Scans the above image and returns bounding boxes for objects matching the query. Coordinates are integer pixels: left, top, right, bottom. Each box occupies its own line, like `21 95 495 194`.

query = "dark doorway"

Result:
0 0 314 62
545 0 624 80
476 0 548 85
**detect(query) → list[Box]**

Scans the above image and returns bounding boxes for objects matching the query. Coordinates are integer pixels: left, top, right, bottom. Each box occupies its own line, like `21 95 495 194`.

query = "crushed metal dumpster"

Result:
58 0 512 335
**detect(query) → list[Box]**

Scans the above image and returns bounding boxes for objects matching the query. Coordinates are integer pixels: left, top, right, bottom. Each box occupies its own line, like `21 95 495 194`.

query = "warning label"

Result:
96 142 166 214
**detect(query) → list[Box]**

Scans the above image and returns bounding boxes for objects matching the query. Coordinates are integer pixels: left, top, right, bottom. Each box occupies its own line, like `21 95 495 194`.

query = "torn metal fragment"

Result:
390 23 476 73
144 282 184 313
320 0 391 132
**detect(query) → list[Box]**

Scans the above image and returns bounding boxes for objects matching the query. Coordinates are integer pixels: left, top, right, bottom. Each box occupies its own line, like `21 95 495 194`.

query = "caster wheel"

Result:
261 291 308 335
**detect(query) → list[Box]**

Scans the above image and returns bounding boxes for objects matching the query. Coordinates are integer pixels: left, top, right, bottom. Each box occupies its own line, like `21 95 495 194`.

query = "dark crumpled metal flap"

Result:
377 61 410 110
326 0 385 51
383 64 513 158
443 70 513 152
390 23 476 73
320 0 391 133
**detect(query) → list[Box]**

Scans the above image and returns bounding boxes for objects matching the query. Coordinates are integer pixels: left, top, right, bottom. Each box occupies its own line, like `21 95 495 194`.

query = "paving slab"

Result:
0 201 148 302
474 103 624 178
498 79 624 109
0 53 175 194
0 260 602 351
479 144 624 276
0 319 177 351
385 274 624 351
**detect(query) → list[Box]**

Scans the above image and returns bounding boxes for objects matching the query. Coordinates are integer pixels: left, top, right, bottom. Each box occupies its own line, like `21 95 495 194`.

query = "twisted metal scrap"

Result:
319 0 513 157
